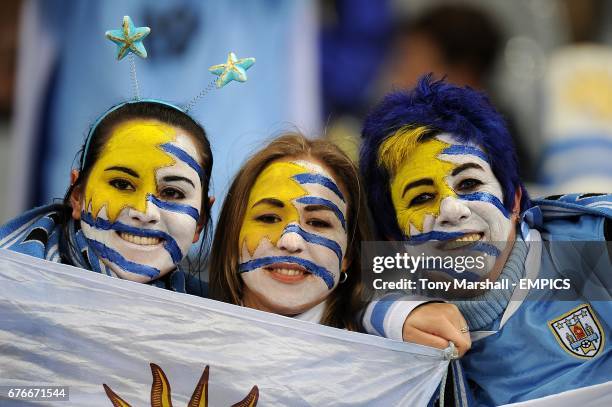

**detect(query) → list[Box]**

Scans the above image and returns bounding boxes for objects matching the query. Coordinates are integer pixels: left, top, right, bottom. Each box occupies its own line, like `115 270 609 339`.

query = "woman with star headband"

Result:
0 100 214 293
0 16 254 294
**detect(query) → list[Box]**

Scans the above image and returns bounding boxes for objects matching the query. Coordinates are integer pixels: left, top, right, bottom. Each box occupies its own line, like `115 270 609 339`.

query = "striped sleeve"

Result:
362 292 429 340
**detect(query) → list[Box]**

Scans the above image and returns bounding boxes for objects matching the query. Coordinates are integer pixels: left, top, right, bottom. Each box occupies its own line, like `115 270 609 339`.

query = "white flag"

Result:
502 381 612 407
0 249 448 406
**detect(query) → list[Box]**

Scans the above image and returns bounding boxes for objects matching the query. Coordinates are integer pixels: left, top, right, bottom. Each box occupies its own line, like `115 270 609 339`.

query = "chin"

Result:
257 289 326 316
110 266 153 283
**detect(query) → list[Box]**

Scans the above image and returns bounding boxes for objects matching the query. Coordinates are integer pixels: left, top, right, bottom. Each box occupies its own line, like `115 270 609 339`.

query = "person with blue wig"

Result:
360 75 612 405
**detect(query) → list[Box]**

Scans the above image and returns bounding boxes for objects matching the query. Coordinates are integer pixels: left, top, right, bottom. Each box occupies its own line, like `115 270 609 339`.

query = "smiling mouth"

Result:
264 263 311 283
440 232 484 250
118 232 162 246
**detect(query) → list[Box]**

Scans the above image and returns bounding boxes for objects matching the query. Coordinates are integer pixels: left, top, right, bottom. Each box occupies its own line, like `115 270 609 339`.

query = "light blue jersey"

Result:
365 193 612 405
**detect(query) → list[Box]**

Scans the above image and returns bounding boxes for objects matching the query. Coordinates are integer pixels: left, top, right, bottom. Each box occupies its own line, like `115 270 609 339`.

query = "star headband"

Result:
80 15 255 169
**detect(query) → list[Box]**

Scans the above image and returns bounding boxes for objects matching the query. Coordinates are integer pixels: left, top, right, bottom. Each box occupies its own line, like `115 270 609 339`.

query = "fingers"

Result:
403 327 450 350
402 302 472 357
429 319 471 357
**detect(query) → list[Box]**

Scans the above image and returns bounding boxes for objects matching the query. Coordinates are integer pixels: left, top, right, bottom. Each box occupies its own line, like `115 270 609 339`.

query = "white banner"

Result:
0 250 448 406
503 381 612 407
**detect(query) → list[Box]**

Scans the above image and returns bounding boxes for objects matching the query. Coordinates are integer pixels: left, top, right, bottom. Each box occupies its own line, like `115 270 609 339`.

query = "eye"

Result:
109 179 135 191
307 218 331 228
160 187 185 200
457 178 483 191
255 214 281 224
409 193 435 207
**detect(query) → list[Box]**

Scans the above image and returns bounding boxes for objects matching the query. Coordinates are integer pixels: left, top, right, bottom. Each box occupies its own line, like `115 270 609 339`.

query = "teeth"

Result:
444 233 482 249
271 268 304 276
455 233 481 242
119 232 161 246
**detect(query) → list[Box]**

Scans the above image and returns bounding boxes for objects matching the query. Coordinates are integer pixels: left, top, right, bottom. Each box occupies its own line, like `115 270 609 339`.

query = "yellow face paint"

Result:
389 137 456 235
239 162 309 255
84 120 177 222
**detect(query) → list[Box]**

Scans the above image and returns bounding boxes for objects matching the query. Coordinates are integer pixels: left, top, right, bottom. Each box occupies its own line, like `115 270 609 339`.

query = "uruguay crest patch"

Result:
549 304 604 359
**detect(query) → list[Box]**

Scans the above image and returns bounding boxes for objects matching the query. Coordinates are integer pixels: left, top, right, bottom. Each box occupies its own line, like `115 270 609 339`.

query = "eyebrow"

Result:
105 166 139 178
451 163 484 176
402 179 434 198
296 196 346 229
303 204 334 213
252 198 284 209
162 175 195 188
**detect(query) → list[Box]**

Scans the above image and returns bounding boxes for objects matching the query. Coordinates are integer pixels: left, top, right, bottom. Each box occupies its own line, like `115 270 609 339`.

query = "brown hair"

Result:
209 133 371 331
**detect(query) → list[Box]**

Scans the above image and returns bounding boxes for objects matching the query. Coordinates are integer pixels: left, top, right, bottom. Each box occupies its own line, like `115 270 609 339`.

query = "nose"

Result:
129 202 161 225
436 196 471 227
277 224 306 253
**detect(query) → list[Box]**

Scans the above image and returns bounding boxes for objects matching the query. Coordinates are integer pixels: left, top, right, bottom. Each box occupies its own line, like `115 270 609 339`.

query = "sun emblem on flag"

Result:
548 304 605 359
103 363 259 406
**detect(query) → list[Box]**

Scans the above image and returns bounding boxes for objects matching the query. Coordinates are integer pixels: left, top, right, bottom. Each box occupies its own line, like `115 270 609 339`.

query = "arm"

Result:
362 292 471 357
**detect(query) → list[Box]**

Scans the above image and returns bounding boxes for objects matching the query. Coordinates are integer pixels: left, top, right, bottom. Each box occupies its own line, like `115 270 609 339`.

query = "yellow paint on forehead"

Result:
239 161 309 255
84 120 177 222
389 137 456 235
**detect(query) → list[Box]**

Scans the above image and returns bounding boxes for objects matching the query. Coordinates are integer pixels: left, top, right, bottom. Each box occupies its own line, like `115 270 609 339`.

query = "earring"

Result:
339 271 348 284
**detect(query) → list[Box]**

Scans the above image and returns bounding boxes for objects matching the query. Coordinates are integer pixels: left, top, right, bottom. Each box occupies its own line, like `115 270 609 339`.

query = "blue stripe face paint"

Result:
147 194 199 222
160 143 204 181
292 173 346 203
239 255 335 289
283 224 343 269
295 196 347 230
86 239 161 278
405 230 466 244
458 192 510 218
471 242 501 257
81 211 183 264
442 144 489 163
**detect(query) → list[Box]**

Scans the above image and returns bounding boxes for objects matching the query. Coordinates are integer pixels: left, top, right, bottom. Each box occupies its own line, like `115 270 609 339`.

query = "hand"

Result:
402 303 471 357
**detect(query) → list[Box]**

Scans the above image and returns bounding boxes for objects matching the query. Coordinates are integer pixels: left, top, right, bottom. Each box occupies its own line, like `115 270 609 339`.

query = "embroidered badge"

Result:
549 304 604 358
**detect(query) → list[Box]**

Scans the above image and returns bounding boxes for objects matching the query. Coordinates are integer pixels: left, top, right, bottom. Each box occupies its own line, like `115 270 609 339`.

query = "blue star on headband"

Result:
105 16 151 60
208 52 256 88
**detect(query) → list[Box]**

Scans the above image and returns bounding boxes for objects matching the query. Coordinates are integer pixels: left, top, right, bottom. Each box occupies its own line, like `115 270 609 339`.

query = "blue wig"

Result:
360 75 530 239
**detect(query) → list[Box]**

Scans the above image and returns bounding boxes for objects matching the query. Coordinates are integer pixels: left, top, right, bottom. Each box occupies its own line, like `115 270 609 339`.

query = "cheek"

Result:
164 213 199 247
470 202 512 239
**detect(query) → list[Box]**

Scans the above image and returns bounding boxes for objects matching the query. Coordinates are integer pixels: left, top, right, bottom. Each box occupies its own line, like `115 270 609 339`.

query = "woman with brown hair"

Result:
209 133 369 330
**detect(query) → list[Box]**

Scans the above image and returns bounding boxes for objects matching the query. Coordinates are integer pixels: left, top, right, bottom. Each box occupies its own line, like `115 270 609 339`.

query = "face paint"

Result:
239 160 348 315
80 120 203 282
388 133 513 279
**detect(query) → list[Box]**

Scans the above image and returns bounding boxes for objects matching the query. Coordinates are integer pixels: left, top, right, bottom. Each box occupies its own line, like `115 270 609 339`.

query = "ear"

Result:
192 196 215 243
69 170 83 220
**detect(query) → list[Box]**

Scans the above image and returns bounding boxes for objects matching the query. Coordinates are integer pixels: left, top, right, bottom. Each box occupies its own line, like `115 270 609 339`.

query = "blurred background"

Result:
1 0 611 225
